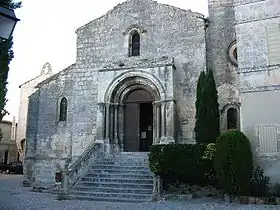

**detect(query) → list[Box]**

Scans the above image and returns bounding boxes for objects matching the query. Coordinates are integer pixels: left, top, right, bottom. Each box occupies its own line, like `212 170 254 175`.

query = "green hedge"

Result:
149 144 216 187
214 130 253 196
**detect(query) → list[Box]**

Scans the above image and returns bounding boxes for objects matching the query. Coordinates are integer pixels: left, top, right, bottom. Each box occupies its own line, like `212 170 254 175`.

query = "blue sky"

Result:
4 0 208 122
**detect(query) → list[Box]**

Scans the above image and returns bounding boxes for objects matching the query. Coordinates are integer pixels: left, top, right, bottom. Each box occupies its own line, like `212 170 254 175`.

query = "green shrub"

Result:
214 130 253 196
250 166 270 197
202 143 216 183
202 143 216 160
271 183 280 197
149 144 216 188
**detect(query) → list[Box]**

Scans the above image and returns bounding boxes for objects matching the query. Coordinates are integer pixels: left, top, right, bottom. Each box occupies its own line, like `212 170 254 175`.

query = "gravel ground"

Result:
0 174 279 210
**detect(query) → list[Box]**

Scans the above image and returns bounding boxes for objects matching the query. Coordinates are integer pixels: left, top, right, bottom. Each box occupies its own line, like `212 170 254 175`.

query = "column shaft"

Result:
119 104 125 152
161 102 166 137
114 104 119 152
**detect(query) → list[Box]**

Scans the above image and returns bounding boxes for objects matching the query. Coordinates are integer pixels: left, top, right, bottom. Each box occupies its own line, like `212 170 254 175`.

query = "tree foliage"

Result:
0 0 22 9
0 0 21 121
194 68 220 143
214 130 253 195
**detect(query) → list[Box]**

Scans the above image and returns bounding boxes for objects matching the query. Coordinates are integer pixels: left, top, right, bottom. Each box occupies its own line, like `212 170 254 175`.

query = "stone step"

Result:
73 185 153 194
70 194 150 203
71 152 153 202
84 172 153 179
94 162 149 166
91 165 149 170
80 177 153 184
71 191 152 200
79 181 153 189
88 168 152 175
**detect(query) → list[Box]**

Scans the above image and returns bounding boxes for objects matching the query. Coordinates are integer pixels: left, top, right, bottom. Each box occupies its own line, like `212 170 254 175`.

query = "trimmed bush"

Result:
250 166 270 197
149 144 216 188
214 130 253 196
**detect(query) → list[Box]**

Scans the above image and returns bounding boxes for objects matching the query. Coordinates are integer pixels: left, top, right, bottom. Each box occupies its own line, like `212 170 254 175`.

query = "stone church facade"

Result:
21 0 280 188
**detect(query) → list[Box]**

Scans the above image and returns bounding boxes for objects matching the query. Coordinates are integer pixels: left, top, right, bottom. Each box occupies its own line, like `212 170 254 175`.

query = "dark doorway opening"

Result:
124 89 153 152
4 150 8 164
227 107 238 130
139 103 153 152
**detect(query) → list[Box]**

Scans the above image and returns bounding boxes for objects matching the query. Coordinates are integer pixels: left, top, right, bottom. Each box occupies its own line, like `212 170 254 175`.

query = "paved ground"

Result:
0 174 279 210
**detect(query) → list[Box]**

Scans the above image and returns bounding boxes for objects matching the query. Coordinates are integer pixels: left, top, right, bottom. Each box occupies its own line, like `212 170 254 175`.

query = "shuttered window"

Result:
266 23 280 65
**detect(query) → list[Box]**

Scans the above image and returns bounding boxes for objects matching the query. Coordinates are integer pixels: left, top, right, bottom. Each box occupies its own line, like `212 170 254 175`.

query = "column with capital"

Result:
95 103 105 144
164 100 175 144
153 102 161 144
159 100 175 144
118 104 125 152
104 103 111 154
114 104 119 153
160 101 166 140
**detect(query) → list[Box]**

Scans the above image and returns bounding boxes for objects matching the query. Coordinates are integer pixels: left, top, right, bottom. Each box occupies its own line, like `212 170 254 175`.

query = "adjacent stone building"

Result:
16 62 53 160
0 117 18 164
235 0 280 182
19 0 280 188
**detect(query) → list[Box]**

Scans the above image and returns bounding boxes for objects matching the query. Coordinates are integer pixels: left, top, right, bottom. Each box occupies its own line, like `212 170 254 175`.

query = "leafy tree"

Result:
195 68 220 143
0 0 21 121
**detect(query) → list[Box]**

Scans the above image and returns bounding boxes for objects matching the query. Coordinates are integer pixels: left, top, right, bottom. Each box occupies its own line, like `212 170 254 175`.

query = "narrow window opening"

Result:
55 172 62 182
21 139 25 155
129 31 140 56
4 150 8 164
227 107 238 130
59 97 67 122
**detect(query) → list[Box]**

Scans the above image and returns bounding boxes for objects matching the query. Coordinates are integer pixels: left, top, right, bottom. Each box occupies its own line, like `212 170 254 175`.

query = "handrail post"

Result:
58 158 71 200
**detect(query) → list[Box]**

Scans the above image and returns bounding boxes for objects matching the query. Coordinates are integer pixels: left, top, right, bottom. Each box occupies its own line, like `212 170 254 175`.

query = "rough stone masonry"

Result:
17 0 280 188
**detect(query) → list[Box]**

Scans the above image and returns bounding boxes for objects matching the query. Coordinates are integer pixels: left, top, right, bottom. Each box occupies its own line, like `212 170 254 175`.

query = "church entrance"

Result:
124 89 153 152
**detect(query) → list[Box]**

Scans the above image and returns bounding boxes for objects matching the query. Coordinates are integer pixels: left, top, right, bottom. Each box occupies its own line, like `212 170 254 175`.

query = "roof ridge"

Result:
35 63 76 88
76 0 204 32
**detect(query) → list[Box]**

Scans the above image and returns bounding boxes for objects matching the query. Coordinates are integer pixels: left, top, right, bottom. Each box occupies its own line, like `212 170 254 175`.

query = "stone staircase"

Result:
70 152 154 202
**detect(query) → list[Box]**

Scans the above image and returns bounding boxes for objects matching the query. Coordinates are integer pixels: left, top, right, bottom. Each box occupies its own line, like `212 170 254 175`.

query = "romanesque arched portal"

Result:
97 72 175 153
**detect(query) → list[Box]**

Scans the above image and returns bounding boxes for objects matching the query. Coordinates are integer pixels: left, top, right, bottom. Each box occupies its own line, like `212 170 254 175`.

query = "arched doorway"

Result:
124 89 153 152
100 73 175 153
227 107 238 130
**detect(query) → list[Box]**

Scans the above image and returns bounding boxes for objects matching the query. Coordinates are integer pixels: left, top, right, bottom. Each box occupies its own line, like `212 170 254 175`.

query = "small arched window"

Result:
129 31 140 56
59 97 67 122
227 107 238 130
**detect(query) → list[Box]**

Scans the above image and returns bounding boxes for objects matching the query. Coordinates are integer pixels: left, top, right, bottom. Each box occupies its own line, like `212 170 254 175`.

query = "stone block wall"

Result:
17 65 53 160
24 89 40 186
0 121 18 163
75 0 207 144
24 0 252 186
75 0 205 68
25 65 75 187
235 0 280 182
207 0 238 87
69 67 99 159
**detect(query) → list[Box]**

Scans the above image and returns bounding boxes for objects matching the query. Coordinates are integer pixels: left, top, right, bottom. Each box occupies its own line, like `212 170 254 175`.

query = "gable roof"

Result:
76 0 204 32
19 74 46 88
35 63 76 88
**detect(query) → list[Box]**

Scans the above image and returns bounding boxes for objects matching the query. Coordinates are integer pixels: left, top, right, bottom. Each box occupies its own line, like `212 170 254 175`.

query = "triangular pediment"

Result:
76 0 204 33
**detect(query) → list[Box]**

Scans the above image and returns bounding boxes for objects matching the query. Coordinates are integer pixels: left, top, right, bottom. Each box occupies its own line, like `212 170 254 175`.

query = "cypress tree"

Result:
194 71 206 142
195 68 220 143
204 68 220 142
